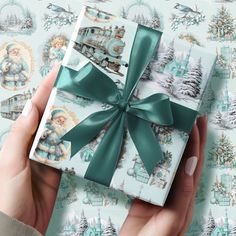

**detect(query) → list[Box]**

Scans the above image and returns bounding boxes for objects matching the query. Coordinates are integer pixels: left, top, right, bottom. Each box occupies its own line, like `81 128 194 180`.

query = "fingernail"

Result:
22 100 32 117
185 156 198 176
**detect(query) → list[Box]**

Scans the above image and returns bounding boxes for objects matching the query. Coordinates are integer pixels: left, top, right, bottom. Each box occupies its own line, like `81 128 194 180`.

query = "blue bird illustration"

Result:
47 3 73 15
174 3 200 15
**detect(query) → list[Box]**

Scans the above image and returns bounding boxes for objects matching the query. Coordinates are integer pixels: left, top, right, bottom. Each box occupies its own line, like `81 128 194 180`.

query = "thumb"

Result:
0 100 39 176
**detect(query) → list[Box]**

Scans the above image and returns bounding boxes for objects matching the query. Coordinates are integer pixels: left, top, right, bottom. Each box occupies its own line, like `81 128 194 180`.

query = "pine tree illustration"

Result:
141 62 153 80
149 11 161 29
121 7 127 19
103 217 117 236
230 225 236 236
208 6 235 40
201 210 216 236
214 111 222 125
211 176 226 194
153 41 175 72
77 210 88 235
209 133 235 167
158 73 174 90
179 58 202 98
227 97 236 127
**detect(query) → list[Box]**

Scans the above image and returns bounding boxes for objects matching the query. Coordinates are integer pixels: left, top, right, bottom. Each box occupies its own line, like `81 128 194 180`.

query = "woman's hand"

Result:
120 116 207 236
0 65 62 234
0 62 207 236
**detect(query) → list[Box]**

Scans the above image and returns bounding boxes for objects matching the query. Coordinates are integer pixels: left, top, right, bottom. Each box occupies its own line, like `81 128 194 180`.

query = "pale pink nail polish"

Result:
22 100 32 117
185 156 198 176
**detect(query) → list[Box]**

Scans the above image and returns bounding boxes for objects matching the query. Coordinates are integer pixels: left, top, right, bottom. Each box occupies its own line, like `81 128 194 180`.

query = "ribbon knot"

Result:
117 99 129 112
55 24 198 187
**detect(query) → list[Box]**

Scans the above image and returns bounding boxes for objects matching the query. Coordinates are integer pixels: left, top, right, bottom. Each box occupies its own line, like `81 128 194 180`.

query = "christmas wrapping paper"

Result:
0 0 235 235
29 6 216 207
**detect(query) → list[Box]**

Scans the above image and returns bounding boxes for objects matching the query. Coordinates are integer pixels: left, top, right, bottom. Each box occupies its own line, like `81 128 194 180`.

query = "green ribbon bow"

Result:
55 25 198 186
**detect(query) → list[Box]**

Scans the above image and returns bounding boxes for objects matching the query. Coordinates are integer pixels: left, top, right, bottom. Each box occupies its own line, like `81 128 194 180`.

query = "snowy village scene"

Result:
137 36 216 111
120 0 163 30
0 0 35 34
47 174 131 236
206 80 236 130
187 209 236 236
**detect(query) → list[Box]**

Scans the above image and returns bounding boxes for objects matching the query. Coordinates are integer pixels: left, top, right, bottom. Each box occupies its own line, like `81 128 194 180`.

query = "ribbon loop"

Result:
128 94 173 125
56 63 121 105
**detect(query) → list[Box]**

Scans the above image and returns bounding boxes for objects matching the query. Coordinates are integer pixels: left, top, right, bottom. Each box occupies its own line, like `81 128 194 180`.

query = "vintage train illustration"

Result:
0 89 36 120
73 25 129 74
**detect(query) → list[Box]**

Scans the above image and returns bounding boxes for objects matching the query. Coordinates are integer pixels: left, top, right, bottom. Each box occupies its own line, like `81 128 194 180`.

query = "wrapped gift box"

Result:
30 6 216 206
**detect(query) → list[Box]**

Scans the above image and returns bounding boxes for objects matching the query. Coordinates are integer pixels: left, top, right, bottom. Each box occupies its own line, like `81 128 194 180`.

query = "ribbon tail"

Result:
62 107 119 157
85 113 126 186
127 114 164 176
171 102 198 133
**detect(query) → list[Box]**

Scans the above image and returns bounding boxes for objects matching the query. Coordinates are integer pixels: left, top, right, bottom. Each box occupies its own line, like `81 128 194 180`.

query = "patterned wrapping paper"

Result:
0 0 235 235
29 6 216 207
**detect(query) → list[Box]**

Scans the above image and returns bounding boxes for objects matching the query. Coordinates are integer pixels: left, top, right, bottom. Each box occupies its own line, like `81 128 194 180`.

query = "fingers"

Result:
0 100 39 177
194 116 207 187
32 63 60 117
153 123 200 235
179 115 208 236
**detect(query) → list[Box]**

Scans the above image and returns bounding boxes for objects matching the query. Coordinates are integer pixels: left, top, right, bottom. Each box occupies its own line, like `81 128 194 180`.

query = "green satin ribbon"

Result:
55 24 198 186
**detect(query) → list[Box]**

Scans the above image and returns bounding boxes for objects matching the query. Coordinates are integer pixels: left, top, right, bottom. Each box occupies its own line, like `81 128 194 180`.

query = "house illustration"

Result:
84 211 103 236
128 152 172 188
211 174 236 206
212 82 230 113
83 182 104 206
211 210 230 236
215 46 236 80
165 46 192 77
127 157 150 184
80 147 94 162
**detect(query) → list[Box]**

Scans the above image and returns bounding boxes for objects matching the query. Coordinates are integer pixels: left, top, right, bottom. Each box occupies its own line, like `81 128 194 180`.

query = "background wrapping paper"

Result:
0 0 235 235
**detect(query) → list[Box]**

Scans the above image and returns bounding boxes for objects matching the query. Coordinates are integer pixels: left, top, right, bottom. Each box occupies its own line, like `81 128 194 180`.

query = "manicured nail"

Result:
185 156 198 176
22 100 32 117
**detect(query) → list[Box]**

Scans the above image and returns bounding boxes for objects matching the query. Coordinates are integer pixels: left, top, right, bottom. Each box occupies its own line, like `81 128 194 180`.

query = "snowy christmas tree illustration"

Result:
149 10 161 29
77 210 89 235
208 6 236 41
154 40 175 73
178 58 203 98
141 62 154 80
103 217 117 236
214 111 223 125
226 96 236 127
120 0 162 30
201 210 231 235
0 0 35 34
201 210 216 235
208 133 236 168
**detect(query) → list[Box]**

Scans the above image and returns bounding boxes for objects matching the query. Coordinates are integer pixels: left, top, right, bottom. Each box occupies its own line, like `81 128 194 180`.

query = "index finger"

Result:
32 64 61 117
